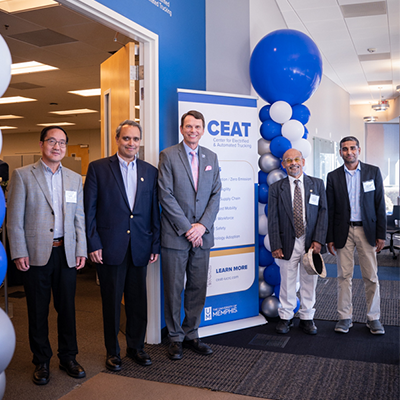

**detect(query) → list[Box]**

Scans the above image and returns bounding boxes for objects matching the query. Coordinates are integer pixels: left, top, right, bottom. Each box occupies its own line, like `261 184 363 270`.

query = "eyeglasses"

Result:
43 138 67 148
283 157 302 164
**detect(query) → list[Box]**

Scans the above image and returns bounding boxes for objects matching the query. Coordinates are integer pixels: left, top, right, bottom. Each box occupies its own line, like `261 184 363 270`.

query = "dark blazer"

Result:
158 142 221 250
326 161 386 249
268 174 328 260
84 154 160 266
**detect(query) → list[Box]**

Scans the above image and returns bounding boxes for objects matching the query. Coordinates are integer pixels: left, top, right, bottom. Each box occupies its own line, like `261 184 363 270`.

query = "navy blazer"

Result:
84 154 160 266
326 161 386 249
268 174 328 260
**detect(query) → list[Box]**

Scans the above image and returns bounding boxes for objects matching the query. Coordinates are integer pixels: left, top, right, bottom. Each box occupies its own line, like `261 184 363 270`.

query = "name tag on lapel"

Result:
65 190 77 203
363 179 375 192
309 193 319 206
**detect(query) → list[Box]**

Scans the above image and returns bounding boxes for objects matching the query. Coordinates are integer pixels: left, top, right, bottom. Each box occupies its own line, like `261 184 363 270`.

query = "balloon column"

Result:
250 29 322 319
0 34 15 400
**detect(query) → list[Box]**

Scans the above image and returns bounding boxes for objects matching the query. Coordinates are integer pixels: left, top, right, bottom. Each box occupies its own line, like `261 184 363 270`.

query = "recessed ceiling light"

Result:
0 126 17 130
0 96 37 104
37 122 76 127
363 116 378 123
49 109 98 115
68 89 101 97
11 61 58 75
0 115 24 119
0 0 57 13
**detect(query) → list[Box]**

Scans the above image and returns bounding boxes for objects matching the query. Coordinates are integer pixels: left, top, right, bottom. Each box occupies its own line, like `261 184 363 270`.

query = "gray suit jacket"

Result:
7 160 87 267
158 141 221 250
268 174 328 260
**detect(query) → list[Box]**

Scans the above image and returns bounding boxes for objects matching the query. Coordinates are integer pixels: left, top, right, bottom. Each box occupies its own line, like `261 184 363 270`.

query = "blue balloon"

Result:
270 136 292 159
0 189 5 227
303 126 309 139
274 284 280 299
258 183 269 204
263 263 281 286
260 120 281 141
259 247 274 267
0 241 7 286
258 170 268 184
250 29 323 106
292 104 311 125
259 105 271 122
294 297 301 314
264 203 268 216
258 234 266 247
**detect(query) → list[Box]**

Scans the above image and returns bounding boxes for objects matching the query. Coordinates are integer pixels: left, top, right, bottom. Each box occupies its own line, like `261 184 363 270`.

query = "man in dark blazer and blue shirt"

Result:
268 148 327 335
327 136 386 335
158 110 221 360
84 120 160 370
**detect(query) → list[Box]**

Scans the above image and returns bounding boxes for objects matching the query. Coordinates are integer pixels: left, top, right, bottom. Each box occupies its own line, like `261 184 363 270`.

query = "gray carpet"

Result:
313 277 400 326
107 343 399 400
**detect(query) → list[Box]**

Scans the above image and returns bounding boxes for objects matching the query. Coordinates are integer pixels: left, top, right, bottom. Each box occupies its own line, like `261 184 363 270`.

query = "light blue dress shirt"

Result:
117 153 137 210
344 162 362 222
182 141 198 166
41 159 63 239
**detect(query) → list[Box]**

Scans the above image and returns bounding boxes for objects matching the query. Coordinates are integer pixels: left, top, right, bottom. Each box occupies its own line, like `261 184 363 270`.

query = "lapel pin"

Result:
310 190 313 192
141 177 144 182
202 154 205 158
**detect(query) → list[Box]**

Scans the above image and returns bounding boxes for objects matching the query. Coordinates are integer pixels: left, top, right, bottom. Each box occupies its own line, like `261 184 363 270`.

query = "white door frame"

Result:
59 0 161 344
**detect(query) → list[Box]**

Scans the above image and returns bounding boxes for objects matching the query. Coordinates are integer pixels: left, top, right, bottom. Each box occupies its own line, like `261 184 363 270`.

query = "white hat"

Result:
303 248 327 278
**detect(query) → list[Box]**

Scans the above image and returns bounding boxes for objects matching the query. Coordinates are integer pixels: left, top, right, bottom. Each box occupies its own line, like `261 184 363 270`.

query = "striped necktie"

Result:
293 179 304 238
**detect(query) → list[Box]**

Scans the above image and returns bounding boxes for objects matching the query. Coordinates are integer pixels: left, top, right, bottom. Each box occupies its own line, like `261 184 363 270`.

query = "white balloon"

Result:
258 138 271 155
0 308 16 373
258 202 265 217
0 35 12 98
282 119 304 142
270 101 292 124
259 214 268 235
291 138 312 158
263 234 271 251
0 371 5 400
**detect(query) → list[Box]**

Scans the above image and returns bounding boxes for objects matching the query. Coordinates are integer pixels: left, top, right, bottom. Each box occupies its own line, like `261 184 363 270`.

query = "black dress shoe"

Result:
59 359 86 378
126 348 152 366
299 319 318 335
168 342 183 360
106 354 121 371
33 362 50 385
183 338 213 355
276 319 294 334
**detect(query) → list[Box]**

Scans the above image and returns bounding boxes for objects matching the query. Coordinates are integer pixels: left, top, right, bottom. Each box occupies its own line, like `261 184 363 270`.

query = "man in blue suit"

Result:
327 136 386 335
84 120 160 370
268 148 327 335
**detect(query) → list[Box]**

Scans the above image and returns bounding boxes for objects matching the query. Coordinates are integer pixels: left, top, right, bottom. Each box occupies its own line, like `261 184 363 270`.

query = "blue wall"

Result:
96 0 206 151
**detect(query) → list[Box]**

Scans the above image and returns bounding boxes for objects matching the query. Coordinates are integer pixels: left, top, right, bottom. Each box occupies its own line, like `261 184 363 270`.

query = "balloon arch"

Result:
249 29 323 318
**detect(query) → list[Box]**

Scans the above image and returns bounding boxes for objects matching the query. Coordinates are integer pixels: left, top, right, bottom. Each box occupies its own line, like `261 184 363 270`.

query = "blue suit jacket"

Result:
84 154 160 266
268 174 328 260
326 161 386 248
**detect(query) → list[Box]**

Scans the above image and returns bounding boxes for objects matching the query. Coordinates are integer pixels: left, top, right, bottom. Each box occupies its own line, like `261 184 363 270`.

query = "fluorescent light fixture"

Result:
68 89 101 97
0 96 37 104
11 61 58 75
0 126 17 130
37 122 76 127
0 114 23 119
0 0 57 13
49 109 98 115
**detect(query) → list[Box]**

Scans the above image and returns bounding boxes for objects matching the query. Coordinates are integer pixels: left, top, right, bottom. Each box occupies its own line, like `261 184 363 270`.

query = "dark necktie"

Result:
293 179 304 238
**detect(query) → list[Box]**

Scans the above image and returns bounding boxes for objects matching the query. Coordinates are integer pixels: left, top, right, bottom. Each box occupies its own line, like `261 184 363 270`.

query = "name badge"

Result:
309 193 319 206
363 179 375 192
65 190 77 203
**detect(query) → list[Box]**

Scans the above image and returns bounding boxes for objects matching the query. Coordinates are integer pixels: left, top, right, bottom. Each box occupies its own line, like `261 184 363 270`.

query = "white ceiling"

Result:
0 1 398 136
276 0 400 105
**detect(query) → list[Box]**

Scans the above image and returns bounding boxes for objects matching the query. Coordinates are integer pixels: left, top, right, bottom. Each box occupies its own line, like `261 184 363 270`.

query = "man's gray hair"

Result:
116 120 143 139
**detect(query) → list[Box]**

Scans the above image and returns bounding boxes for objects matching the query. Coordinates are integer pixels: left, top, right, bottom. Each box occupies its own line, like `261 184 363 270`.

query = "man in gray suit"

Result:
268 148 327 335
7 126 87 385
158 110 221 360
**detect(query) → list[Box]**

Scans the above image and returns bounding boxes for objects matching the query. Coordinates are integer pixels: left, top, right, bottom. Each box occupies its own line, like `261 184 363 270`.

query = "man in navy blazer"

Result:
84 120 160 370
158 110 221 360
268 148 327 335
327 136 386 335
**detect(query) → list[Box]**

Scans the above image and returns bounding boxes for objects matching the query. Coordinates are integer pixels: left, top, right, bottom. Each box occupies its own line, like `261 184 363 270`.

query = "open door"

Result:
100 42 141 158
